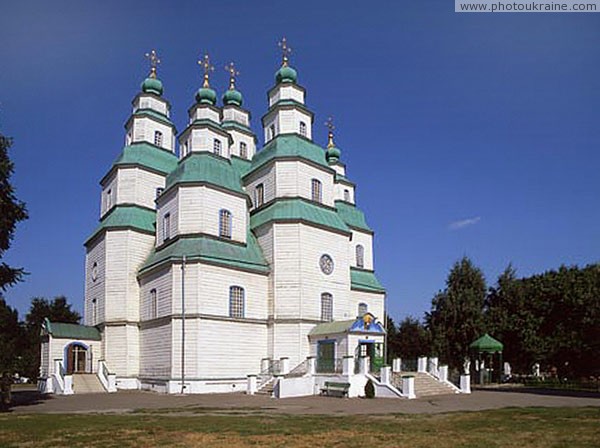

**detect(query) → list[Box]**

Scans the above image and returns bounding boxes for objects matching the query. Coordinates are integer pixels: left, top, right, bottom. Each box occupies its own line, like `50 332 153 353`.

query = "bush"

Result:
364 379 375 398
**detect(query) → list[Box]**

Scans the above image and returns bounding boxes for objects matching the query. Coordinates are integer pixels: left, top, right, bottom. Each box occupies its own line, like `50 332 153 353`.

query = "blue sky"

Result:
0 0 598 322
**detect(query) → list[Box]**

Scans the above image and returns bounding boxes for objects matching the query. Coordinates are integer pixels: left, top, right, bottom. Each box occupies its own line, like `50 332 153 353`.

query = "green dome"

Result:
141 77 163 96
196 87 217 105
326 145 341 164
275 65 297 84
223 88 243 107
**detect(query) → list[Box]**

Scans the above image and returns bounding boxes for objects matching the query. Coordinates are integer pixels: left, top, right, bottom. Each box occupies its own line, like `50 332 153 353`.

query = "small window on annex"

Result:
321 293 333 322
255 184 264 207
344 189 350 202
163 213 171 241
154 130 163 147
150 289 157 319
270 125 276 140
311 179 322 203
240 142 248 159
356 245 365 268
219 209 232 239
91 298 97 324
229 286 245 318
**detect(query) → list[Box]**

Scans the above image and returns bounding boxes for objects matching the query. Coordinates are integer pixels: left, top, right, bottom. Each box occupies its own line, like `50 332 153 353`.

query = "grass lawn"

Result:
0 407 598 447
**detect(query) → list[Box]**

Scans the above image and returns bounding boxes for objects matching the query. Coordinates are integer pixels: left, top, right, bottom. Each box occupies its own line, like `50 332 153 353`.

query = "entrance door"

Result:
356 342 384 373
317 341 335 373
66 343 88 374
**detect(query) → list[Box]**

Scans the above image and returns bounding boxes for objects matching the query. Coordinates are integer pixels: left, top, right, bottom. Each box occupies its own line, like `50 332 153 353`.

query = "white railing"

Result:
52 359 73 395
97 360 117 393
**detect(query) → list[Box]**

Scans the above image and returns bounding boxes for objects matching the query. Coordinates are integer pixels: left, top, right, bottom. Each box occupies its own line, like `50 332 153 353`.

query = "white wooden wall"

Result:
226 129 255 160
350 290 385 321
190 106 220 124
264 109 312 141
103 324 139 377
134 95 169 116
130 117 174 151
140 321 172 377
157 191 179 246
84 238 106 326
350 230 374 270
222 107 250 127
47 337 102 375
139 265 173 321
334 182 355 204
185 128 229 158
245 164 276 210
268 84 305 107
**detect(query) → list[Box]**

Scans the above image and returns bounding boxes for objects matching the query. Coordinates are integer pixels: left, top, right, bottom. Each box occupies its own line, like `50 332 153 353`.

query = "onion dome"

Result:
196 87 217 105
326 145 341 164
223 62 243 106
275 65 297 84
141 76 163 96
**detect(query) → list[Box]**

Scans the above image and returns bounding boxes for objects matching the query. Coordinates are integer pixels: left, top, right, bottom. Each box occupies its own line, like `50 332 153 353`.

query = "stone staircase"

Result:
72 373 106 394
256 378 276 397
393 372 458 398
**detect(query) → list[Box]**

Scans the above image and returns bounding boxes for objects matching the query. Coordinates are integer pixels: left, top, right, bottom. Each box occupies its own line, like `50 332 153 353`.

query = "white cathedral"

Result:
39 43 389 396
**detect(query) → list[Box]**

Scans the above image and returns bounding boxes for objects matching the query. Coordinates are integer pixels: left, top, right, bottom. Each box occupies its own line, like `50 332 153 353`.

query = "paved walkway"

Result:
9 388 599 415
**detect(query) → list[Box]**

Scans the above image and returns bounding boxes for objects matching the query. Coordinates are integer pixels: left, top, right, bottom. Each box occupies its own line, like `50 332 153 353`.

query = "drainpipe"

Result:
181 255 186 394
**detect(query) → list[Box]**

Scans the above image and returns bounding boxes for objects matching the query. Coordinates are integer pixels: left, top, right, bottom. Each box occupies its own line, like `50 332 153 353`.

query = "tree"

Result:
0 296 23 374
395 316 431 360
21 296 81 380
425 257 486 370
0 133 28 291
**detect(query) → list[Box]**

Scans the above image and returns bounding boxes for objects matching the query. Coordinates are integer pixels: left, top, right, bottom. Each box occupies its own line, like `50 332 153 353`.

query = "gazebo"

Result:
469 333 503 384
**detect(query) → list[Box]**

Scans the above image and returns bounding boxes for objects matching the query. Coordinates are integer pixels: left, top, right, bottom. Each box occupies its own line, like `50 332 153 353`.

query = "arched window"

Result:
270 125 276 140
154 130 163 147
229 286 245 318
321 293 333 322
213 138 222 156
240 142 248 159
106 189 112 210
155 187 164 199
150 289 157 319
344 189 350 202
255 184 264 207
219 209 232 239
358 302 368 317
91 298 97 325
356 245 364 268
299 121 307 137
163 213 171 241
311 179 322 203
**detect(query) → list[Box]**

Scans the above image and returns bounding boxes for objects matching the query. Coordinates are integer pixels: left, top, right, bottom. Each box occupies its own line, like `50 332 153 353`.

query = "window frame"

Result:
163 213 171 241
358 302 368 317
311 178 322 203
356 244 365 268
229 286 245 318
219 209 232 239
255 184 264 207
213 138 222 156
150 289 157 319
321 293 333 322
299 121 307 137
240 141 248 159
154 130 163 147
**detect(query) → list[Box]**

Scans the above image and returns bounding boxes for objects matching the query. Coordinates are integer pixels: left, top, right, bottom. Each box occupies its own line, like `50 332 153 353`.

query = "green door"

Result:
317 341 335 373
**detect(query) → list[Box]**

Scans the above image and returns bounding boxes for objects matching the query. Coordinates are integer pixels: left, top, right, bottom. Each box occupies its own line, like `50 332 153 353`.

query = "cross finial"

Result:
198 53 214 88
145 49 161 79
325 116 336 148
224 62 240 90
278 37 292 67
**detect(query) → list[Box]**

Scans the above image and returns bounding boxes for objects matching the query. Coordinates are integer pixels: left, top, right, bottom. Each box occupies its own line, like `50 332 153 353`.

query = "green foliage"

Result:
20 296 81 379
486 263 600 377
364 379 375 398
425 257 486 370
0 296 23 374
394 316 430 360
0 133 28 291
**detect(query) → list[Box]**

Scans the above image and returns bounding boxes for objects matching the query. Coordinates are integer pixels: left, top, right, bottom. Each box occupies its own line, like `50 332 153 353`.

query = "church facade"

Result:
39 44 387 395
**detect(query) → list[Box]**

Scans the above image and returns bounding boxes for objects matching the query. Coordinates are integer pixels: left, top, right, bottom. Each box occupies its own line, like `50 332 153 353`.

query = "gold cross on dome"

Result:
325 116 335 148
198 53 214 88
278 37 292 67
225 62 240 90
145 49 161 79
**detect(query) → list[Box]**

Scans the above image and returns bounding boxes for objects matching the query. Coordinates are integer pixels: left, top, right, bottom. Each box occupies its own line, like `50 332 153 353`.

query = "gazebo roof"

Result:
469 333 503 353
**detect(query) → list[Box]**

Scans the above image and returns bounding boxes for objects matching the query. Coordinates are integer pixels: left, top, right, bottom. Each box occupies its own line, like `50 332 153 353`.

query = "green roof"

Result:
111 143 178 175
350 268 385 293
250 198 351 235
470 334 504 353
247 134 330 176
44 319 101 341
165 152 246 195
335 201 372 232
335 173 354 186
309 320 356 336
86 205 155 245
139 233 270 275
230 156 252 178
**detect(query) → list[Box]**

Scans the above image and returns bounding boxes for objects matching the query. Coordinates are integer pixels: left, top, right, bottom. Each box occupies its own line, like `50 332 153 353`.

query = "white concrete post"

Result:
392 358 402 373
380 366 391 385
63 375 74 395
307 356 316 375
428 357 439 378
402 376 416 399
280 357 290 375
342 356 354 376
247 375 257 395
359 356 370 374
438 365 448 382
417 357 428 373
460 374 471 394
261 358 270 373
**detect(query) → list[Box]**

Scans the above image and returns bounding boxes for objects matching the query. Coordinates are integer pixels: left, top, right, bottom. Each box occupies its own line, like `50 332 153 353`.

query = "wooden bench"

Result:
320 381 350 397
